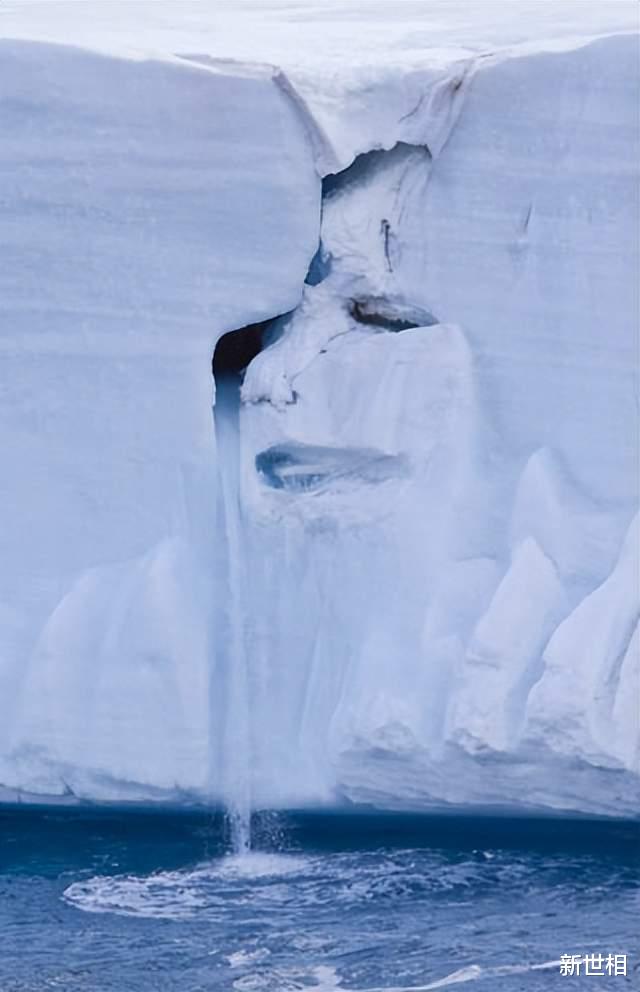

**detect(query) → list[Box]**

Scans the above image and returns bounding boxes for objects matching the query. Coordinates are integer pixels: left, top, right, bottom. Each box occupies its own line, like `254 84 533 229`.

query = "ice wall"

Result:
0 39 319 799
241 32 640 817
0 4 638 817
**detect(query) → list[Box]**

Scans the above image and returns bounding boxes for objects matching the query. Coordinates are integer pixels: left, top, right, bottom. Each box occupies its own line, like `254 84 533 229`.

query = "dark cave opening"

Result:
212 319 271 382
349 299 420 332
349 298 438 332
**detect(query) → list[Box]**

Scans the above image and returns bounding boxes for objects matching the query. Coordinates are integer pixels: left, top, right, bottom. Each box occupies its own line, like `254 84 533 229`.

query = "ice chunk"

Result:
3 540 213 799
448 538 568 754
524 513 640 772
510 448 624 591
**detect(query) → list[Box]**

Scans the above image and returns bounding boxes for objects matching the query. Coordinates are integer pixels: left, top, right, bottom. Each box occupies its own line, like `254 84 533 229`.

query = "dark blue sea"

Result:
1 807 638 991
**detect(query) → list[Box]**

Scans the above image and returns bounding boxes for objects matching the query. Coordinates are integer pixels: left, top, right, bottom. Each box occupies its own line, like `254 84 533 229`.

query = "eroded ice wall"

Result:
0 8 638 817
0 40 319 799
239 34 640 816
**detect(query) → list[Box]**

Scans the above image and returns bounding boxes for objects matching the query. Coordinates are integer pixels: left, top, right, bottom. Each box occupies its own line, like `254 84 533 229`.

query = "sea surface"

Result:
0 807 638 991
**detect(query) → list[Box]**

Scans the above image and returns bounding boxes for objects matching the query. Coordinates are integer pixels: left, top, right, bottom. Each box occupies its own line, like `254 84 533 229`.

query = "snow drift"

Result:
0 3 638 818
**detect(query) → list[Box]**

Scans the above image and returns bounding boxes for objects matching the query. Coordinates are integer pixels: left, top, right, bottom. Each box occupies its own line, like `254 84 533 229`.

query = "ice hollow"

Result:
213 322 269 380
255 442 408 493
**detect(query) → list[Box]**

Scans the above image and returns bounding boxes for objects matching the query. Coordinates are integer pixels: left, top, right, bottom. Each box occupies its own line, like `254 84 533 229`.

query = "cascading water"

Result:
212 321 270 855
214 373 252 855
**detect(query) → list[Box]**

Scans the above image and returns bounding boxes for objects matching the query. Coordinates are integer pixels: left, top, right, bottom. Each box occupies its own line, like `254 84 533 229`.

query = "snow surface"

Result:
0 1 638 816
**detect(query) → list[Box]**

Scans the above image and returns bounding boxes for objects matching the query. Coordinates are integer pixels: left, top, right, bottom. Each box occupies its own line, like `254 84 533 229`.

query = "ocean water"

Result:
0 807 637 991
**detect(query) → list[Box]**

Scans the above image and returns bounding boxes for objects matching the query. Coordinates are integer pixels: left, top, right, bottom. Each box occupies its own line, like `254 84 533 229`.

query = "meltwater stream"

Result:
214 374 252 855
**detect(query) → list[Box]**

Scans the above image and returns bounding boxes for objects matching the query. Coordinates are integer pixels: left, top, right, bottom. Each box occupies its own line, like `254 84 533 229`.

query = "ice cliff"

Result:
0 2 638 817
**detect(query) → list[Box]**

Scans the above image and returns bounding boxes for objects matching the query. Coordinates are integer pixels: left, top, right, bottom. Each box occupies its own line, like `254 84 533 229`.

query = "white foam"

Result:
215 851 311 879
63 868 209 920
226 947 271 969
296 958 565 991
62 852 313 919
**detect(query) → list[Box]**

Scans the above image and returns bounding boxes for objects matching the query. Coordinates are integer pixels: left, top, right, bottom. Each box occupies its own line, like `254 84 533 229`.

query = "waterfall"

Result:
214 373 252 855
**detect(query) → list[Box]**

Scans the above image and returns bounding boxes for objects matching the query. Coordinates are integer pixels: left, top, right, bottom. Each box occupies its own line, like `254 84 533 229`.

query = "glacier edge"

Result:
0 19 638 817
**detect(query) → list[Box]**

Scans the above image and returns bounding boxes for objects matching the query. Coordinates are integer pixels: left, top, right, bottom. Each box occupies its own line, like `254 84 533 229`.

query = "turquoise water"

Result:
1 807 637 991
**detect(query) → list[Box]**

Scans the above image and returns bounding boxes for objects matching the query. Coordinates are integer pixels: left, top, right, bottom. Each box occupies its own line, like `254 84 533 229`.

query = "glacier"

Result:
0 1 638 819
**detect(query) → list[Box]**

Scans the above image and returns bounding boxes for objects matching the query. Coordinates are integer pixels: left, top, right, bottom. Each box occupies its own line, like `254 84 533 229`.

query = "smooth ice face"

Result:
0 3 638 816
0 38 319 799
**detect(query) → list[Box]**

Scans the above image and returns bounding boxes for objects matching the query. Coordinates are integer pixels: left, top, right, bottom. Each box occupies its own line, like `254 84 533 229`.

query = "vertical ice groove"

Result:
272 68 341 176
